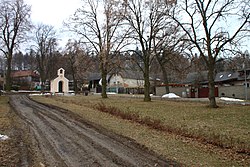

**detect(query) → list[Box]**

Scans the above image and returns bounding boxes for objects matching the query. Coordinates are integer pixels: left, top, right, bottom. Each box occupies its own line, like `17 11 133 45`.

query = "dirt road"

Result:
9 95 177 167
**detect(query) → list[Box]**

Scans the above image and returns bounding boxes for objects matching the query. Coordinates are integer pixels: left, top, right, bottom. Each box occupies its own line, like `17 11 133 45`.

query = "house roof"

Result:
120 70 144 80
88 70 145 81
88 73 101 81
214 71 239 82
11 70 39 78
183 71 208 84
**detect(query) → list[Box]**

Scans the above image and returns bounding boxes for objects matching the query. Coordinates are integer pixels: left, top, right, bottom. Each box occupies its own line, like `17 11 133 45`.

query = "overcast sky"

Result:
23 0 248 52
23 0 82 48
25 0 81 28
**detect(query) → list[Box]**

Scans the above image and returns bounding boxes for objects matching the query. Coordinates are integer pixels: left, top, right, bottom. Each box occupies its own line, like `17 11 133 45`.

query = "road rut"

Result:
10 95 177 167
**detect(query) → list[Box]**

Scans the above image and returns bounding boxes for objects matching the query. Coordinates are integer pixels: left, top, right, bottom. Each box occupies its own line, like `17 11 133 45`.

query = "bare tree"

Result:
153 22 190 94
124 0 175 101
12 51 24 70
0 0 32 91
65 0 130 98
64 39 95 93
33 24 58 92
169 0 250 107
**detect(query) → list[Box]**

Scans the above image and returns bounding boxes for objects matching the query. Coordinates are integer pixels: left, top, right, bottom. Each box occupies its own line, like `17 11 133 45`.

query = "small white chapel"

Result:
50 68 69 94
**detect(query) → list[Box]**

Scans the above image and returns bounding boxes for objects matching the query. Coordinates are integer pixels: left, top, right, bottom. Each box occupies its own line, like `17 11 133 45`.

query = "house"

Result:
87 70 157 94
108 70 145 94
157 71 219 98
215 69 250 99
50 68 69 94
156 69 250 99
88 73 103 93
11 70 40 90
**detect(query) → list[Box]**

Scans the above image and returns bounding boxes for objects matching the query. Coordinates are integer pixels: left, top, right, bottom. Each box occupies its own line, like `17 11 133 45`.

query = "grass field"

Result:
0 96 20 166
0 96 11 132
32 95 250 166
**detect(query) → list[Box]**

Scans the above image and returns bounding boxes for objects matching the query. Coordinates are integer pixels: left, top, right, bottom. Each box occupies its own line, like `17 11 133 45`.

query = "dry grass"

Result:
0 96 11 131
32 95 250 166
0 96 20 166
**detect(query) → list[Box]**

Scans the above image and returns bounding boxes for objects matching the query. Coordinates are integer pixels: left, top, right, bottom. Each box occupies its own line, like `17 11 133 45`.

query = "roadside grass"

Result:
0 96 20 166
32 95 250 166
0 96 11 131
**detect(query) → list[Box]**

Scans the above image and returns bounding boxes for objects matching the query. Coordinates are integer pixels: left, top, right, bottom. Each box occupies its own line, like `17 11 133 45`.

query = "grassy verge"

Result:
32 95 250 166
0 96 20 166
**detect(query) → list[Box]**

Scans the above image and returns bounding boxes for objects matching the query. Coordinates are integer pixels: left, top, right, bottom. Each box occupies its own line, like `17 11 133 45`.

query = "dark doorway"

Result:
58 81 63 92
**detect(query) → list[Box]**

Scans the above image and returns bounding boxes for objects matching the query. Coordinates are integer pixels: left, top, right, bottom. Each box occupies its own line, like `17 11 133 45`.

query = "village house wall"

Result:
109 75 124 87
123 78 144 88
218 85 250 99
156 86 186 97
108 74 145 88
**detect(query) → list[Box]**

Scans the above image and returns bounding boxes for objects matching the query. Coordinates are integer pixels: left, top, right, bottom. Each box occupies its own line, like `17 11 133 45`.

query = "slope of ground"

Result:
8 95 176 167
32 95 250 166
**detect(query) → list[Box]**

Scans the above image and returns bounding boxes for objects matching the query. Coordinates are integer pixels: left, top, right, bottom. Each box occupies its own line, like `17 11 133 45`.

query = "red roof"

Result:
11 70 39 78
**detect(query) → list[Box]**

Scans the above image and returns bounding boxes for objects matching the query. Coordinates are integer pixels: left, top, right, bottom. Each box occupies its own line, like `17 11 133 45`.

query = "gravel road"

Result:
9 95 177 167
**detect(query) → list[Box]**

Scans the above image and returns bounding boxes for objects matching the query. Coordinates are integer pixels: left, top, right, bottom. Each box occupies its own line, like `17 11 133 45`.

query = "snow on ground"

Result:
29 92 76 96
220 97 245 102
0 134 9 141
107 92 117 95
162 93 181 98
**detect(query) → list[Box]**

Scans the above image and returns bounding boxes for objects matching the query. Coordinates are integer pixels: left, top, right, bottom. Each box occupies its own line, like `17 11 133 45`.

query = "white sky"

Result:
24 0 82 48
25 0 81 28
23 0 248 52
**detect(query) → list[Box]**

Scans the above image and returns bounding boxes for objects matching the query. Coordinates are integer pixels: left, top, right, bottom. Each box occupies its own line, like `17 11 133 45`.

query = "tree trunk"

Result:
156 53 170 94
144 54 151 102
101 66 108 98
40 70 46 93
72 74 78 94
208 64 218 108
5 57 12 91
161 66 170 94
144 72 151 102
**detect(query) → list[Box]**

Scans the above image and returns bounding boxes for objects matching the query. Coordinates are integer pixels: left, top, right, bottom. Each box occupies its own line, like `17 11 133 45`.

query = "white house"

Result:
50 68 69 94
108 70 145 94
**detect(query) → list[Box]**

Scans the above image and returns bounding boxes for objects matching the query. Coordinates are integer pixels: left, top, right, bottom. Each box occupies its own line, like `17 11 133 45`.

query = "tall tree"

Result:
169 0 250 107
153 22 190 94
0 0 32 91
64 39 95 93
33 24 58 92
12 51 24 70
124 0 175 101
65 0 130 98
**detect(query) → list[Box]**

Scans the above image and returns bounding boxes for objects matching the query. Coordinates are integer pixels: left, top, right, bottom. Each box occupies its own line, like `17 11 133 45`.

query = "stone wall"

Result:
218 85 250 99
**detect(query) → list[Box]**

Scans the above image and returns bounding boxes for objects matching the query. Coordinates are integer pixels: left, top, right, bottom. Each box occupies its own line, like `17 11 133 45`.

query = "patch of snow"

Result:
18 90 40 93
29 93 43 96
162 93 181 98
220 97 244 102
64 93 75 96
0 134 9 141
107 92 117 95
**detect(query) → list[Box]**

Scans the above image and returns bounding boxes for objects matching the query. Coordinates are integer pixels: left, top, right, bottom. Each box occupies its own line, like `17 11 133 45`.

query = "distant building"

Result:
216 69 250 99
156 69 250 99
11 70 40 90
87 70 158 94
108 70 145 94
50 68 69 94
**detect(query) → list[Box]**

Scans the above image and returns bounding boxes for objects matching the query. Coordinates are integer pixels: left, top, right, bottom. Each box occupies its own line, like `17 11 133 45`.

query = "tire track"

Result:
10 95 179 167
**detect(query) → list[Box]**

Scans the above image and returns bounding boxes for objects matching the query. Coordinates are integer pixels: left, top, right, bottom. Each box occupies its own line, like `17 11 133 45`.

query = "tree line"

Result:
0 0 249 108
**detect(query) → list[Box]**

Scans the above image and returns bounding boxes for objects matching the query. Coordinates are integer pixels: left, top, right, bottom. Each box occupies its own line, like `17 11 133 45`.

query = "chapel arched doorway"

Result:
58 81 63 92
